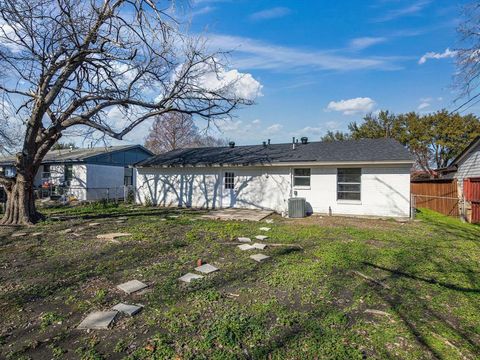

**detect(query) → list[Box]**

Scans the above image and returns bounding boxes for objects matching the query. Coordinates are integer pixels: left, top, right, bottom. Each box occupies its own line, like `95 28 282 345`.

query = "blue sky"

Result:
122 0 467 146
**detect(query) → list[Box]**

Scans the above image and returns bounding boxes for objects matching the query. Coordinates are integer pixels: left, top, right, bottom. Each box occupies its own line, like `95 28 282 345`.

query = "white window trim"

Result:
336 168 362 202
293 168 311 189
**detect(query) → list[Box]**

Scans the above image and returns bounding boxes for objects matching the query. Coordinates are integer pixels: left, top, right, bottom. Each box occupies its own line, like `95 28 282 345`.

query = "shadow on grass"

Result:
362 261 480 293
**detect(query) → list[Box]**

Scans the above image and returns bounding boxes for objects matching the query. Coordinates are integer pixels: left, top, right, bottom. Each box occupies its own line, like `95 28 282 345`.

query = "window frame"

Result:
64 164 73 184
224 172 235 190
293 168 311 188
337 168 362 202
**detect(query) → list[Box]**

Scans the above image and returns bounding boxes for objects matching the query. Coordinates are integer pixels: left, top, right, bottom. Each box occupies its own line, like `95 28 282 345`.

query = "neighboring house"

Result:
436 136 480 222
0 145 153 201
135 138 413 218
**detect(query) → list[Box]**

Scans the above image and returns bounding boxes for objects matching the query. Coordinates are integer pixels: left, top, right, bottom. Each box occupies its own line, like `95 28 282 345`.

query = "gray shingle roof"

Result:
137 138 413 168
0 145 151 165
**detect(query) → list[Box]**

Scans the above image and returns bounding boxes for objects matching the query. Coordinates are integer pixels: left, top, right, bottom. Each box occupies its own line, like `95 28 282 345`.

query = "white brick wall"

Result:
136 163 411 218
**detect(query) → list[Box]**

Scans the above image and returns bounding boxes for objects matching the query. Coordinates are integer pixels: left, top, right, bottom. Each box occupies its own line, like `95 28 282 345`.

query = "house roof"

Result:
0 145 152 166
136 138 413 168
448 136 480 167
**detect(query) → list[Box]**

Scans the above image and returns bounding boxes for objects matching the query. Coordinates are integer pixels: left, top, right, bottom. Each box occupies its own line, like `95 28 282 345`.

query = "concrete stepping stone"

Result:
195 263 219 274
250 254 270 262
88 222 101 227
117 280 148 294
96 233 131 240
255 235 268 241
112 303 143 316
168 215 180 219
252 243 267 250
59 228 73 234
178 273 204 283
265 219 274 224
238 244 255 251
118 217 128 220
30 232 43 237
259 227 271 231
115 220 125 224
72 232 82 237
238 237 251 243
11 232 27 238
77 311 118 330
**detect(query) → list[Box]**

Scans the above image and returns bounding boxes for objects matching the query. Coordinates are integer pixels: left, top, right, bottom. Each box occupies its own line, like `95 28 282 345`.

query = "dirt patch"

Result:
283 214 412 230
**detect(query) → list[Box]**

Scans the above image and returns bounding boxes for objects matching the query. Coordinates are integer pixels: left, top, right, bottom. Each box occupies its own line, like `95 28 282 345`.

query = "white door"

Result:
222 171 237 208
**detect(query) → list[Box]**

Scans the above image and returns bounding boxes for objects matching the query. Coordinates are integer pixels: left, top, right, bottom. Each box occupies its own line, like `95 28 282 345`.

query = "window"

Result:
293 168 311 187
64 164 73 184
42 164 51 179
337 168 361 201
4 166 16 178
124 168 133 186
224 172 235 189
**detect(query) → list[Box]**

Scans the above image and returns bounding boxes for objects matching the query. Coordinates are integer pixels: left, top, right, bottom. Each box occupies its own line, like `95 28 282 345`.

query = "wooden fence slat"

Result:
411 180 459 216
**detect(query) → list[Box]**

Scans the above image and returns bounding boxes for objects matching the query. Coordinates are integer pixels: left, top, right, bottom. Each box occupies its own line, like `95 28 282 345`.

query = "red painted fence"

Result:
464 178 480 224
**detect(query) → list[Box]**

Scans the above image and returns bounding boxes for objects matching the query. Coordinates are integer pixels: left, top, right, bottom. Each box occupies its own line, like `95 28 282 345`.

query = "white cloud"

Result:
197 66 263 101
293 126 323 137
349 37 387 50
326 97 376 115
418 102 430 110
266 123 283 133
249 7 291 21
190 6 216 18
374 0 431 22
206 34 400 72
418 48 457 64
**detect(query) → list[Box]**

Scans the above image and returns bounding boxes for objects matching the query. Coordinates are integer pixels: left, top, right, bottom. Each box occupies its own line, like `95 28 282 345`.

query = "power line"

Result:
449 92 480 114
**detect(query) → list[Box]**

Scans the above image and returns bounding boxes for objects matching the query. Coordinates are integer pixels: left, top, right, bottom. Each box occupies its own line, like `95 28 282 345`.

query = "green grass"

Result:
0 205 479 359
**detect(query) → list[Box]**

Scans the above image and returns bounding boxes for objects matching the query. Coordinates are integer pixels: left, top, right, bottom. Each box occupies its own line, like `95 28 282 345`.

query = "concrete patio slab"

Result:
77 311 117 330
238 244 255 251
255 235 269 241
112 303 143 316
238 237 252 243
195 263 219 274
259 227 271 231
202 208 274 222
252 243 267 250
179 273 204 283
117 280 148 294
250 254 270 262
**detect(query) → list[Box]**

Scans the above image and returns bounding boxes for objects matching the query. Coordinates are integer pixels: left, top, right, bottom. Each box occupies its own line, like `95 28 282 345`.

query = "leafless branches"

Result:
0 0 254 153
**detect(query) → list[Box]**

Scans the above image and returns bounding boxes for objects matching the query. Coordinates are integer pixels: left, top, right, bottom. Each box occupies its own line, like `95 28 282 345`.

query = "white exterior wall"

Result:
136 163 411 218
85 164 125 201
455 142 480 194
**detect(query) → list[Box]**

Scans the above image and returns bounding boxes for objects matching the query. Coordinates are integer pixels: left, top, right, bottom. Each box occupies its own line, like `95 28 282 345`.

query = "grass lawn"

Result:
0 204 479 359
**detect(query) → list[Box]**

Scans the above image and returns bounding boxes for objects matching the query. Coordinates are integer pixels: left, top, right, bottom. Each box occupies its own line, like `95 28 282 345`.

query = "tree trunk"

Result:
0 174 41 226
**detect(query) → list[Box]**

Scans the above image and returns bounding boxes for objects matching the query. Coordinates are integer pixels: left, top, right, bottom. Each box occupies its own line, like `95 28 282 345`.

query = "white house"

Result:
0 145 152 201
135 138 414 218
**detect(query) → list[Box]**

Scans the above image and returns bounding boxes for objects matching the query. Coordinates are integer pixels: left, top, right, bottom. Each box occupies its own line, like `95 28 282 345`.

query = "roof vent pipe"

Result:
263 141 267 147
229 141 235 148
301 137 308 144
268 139 271 145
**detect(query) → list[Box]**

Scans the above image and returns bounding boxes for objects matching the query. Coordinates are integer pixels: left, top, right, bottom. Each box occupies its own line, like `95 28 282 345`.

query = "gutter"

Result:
135 159 415 169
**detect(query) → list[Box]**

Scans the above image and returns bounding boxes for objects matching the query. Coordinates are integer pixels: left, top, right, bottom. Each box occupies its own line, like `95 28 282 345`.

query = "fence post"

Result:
410 194 416 220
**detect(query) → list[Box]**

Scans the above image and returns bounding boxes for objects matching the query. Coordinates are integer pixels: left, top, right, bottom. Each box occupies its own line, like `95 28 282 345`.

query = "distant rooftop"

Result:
0 145 152 165
137 138 413 168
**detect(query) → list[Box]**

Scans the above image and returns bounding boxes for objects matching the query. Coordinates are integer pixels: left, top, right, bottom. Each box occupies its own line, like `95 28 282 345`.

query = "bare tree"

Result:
145 112 227 154
0 0 255 225
456 2 480 107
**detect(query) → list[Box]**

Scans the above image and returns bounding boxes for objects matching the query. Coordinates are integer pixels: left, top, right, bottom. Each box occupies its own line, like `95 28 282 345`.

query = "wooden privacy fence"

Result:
411 180 459 217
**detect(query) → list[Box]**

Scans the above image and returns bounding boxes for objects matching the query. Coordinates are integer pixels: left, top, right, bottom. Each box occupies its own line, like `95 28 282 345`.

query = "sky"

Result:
110 0 469 146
